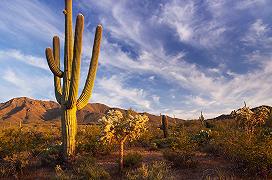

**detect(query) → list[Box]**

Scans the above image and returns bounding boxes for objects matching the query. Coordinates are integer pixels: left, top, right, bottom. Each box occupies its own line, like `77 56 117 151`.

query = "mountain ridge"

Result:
0 97 181 125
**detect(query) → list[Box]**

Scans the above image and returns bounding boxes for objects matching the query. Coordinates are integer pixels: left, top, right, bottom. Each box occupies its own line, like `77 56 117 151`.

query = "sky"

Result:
0 0 272 119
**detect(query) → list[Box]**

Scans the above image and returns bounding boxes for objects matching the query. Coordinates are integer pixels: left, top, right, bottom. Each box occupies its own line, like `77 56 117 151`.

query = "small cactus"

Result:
160 115 169 138
199 111 205 127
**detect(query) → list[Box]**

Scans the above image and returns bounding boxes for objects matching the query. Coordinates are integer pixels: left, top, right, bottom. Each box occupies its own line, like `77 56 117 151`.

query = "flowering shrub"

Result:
191 129 212 145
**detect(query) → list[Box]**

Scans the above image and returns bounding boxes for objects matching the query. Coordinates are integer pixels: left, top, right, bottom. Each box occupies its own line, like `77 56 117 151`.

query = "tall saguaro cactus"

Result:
45 0 102 160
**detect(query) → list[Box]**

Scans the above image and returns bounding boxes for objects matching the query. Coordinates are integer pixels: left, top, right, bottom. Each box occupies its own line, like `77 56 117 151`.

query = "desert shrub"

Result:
152 137 176 149
55 156 111 179
1 151 30 176
163 150 198 169
0 128 55 158
131 128 161 148
126 161 174 180
191 129 212 146
76 125 112 156
152 129 198 153
40 144 62 167
205 127 272 177
55 165 73 180
124 152 143 168
73 156 110 180
236 105 270 135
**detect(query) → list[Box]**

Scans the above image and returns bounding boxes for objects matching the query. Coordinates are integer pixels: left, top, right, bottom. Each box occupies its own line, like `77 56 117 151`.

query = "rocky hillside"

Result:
0 97 181 125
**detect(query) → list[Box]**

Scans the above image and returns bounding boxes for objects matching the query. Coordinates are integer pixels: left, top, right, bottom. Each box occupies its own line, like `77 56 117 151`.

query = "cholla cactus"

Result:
45 0 102 160
236 105 270 135
100 109 149 172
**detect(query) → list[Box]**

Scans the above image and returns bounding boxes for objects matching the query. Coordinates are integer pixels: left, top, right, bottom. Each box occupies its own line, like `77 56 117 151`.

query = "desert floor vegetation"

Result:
1 105 272 179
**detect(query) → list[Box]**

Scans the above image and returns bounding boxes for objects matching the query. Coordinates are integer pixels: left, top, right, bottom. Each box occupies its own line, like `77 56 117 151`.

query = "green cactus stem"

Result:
45 0 102 161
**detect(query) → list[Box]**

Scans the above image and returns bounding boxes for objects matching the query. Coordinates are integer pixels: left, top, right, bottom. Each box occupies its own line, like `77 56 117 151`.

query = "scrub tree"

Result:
100 109 149 172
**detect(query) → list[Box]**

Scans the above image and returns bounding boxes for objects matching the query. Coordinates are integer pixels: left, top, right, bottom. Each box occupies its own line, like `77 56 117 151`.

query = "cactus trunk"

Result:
45 0 102 161
62 106 77 157
161 115 169 138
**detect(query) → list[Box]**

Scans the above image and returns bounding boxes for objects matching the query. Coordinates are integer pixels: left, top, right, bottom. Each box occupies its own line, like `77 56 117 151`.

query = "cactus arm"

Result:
67 15 84 109
63 0 74 102
45 48 64 77
53 36 62 104
76 25 102 110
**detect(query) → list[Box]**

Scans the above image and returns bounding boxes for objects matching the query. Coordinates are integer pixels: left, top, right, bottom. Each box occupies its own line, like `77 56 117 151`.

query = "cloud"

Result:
0 0 63 42
155 0 227 48
0 0 272 120
242 19 272 48
93 75 152 111
0 49 48 70
0 68 53 102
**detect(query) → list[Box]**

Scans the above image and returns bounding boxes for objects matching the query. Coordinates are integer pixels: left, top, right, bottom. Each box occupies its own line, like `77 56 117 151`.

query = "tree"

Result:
45 0 102 161
100 110 149 172
236 104 270 136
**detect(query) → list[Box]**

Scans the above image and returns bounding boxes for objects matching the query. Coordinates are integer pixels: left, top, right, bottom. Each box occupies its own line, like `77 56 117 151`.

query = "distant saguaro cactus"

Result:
199 111 205 127
45 0 102 160
161 115 169 138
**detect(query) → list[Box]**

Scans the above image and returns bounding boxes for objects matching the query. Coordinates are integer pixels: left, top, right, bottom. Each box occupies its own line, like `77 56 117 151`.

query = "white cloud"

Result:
93 75 152 110
242 19 271 45
0 0 63 42
0 68 53 102
76 0 272 119
0 49 48 70
156 0 227 48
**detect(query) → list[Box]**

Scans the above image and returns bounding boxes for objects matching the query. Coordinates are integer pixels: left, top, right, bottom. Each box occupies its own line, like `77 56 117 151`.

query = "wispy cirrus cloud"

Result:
0 0 272 119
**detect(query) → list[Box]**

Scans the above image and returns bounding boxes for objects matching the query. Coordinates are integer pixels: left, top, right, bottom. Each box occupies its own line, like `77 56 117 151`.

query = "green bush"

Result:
73 155 110 180
40 144 62 167
191 129 211 145
126 161 174 180
0 128 56 158
124 152 143 168
204 127 272 177
76 125 112 156
163 150 198 169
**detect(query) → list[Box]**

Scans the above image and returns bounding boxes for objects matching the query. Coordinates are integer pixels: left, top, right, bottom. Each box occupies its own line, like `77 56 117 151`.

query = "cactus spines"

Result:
45 0 102 160
161 115 169 138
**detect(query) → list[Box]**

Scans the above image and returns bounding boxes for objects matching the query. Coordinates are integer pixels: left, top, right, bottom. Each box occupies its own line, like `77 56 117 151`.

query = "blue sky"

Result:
0 0 272 119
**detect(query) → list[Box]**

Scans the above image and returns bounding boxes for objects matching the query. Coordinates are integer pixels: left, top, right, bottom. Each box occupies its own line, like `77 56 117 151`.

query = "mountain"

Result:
0 97 181 125
210 105 272 121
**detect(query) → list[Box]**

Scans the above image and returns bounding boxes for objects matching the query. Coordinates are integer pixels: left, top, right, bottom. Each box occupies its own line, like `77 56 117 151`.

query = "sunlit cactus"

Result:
199 111 205 127
100 109 149 172
160 115 168 138
45 0 102 160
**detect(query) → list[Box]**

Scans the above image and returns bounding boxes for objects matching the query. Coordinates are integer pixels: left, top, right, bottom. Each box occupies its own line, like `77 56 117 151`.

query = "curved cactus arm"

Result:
76 25 102 110
53 36 62 104
67 14 84 109
45 48 64 78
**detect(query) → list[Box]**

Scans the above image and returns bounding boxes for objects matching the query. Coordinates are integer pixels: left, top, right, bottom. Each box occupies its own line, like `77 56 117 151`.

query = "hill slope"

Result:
0 97 181 125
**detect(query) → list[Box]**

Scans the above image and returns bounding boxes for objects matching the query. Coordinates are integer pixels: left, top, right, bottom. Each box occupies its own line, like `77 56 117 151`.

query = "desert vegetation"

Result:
0 102 272 179
0 0 271 179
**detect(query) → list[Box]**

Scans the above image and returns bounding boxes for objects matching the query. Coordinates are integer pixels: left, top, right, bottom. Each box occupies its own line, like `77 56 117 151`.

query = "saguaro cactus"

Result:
161 115 169 138
45 0 102 160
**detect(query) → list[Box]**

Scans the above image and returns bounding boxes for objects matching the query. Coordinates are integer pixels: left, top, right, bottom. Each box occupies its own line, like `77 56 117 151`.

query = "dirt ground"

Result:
96 148 241 180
